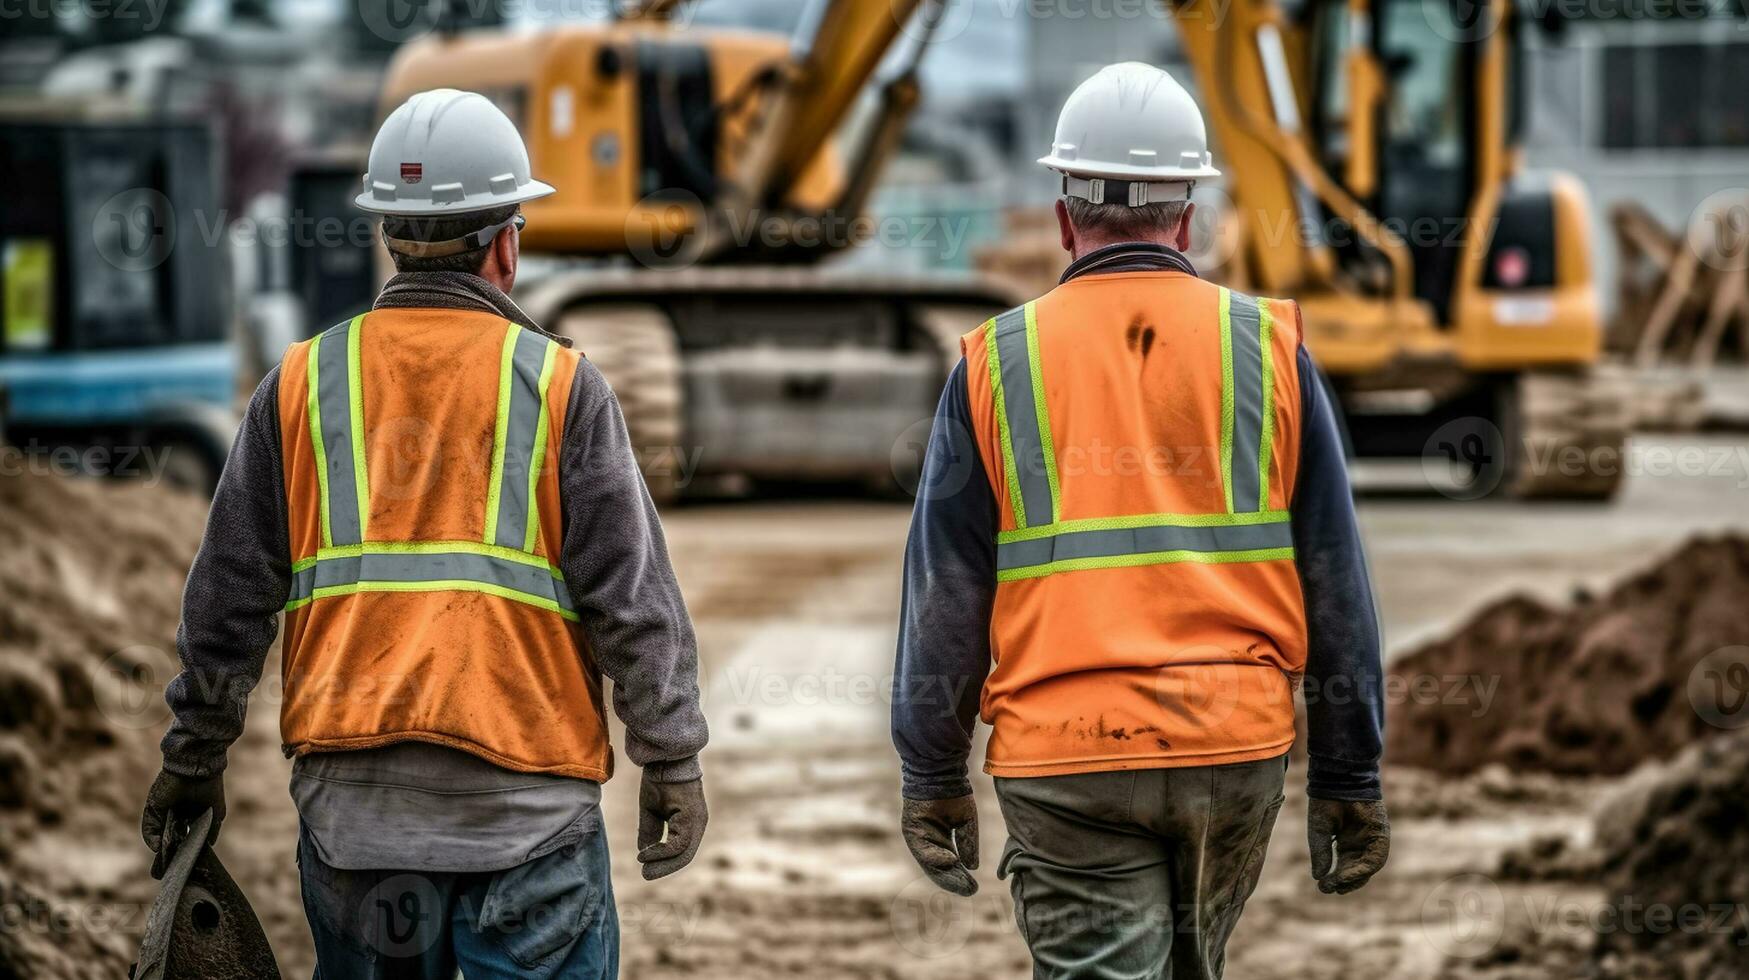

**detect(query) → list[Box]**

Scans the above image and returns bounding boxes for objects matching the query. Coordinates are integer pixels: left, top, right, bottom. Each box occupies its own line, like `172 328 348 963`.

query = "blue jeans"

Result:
297 816 618 979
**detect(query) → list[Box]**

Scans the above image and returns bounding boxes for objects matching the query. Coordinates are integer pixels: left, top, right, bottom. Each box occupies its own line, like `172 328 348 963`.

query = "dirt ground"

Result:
4 432 1749 977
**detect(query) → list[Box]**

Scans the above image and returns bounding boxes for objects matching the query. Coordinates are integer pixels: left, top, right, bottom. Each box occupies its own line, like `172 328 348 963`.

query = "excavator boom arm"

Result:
728 0 929 208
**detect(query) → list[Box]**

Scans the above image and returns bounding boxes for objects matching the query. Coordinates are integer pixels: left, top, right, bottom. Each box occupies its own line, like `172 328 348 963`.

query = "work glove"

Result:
1307 798 1390 895
141 768 226 880
900 795 979 897
638 773 708 881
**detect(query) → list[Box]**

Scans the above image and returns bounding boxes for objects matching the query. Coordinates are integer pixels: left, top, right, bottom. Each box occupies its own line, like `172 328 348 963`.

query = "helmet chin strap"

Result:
1061 174 1194 207
381 211 523 258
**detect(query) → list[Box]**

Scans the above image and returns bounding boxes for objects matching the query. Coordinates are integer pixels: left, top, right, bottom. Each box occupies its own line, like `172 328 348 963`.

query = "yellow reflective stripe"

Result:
983 316 1028 528
306 333 332 549
308 316 366 546
1218 287 1235 513
996 510 1292 545
523 341 559 553
1257 299 1277 512
346 313 369 539
483 322 520 544
1023 301 1061 523
996 546 1296 583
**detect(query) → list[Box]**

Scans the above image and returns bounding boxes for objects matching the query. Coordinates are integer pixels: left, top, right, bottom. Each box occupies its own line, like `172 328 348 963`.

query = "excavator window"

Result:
1375 0 1477 323
1311 0 1529 320
1309 0 1470 298
635 40 722 202
1379 11 1466 169
1310 4 1353 179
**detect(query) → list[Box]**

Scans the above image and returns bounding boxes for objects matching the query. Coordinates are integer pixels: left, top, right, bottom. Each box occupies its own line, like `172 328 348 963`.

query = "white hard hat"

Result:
1038 62 1220 207
356 88 555 216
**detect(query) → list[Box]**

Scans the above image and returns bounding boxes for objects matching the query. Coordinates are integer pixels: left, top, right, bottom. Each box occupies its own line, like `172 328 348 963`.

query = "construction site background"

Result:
2 2 1749 977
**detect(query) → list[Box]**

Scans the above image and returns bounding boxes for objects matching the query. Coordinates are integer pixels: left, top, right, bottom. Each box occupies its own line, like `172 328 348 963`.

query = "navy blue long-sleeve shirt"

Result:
891 244 1384 802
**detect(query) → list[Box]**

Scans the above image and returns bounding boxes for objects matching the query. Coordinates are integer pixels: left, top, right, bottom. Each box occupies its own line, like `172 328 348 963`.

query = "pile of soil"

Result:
1589 726 1749 979
1385 534 1749 776
0 470 209 975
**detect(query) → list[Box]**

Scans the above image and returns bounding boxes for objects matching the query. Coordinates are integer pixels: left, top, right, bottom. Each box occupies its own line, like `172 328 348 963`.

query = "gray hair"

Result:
382 204 519 274
1063 197 1191 242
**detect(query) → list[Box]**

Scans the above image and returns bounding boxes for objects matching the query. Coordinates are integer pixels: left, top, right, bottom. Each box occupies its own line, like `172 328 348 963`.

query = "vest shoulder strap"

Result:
979 300 1058 530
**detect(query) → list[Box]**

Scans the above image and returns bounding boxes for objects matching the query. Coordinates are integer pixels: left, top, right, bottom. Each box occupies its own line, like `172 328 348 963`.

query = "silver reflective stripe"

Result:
289 564 316 602
492 328 552 550
286 550 575 617
994 305 1054 526
1226 290 1264 514
316 318 363 545
997 520 1293 573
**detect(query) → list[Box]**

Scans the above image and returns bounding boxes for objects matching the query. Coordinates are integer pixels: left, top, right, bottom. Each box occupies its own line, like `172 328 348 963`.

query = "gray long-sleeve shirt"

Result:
159 272 707 869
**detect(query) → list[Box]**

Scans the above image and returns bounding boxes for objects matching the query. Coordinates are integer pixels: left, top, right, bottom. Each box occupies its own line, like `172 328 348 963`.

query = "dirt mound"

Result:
1588 727 1749 979
0 470 209 975
1386 535 1749 776
0 869 132 980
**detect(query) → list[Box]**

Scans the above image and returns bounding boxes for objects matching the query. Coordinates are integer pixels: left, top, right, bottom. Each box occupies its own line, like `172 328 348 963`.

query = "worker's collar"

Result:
373 272 570 347
1060 242 1198 284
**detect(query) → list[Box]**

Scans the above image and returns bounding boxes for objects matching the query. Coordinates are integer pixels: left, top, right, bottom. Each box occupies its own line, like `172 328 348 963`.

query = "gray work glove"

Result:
638 773 708 881
141 768 225 880
900 795 980 897
1307 798 1390 895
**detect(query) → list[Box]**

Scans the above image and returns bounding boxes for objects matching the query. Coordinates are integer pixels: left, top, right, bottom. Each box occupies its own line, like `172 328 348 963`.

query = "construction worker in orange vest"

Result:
892 63 1389 978
141 89 708 977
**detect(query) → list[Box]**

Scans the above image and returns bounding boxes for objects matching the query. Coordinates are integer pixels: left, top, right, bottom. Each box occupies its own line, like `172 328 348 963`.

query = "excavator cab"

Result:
374 1 1017 502
1307 0 1527 324
1169 0 1624 497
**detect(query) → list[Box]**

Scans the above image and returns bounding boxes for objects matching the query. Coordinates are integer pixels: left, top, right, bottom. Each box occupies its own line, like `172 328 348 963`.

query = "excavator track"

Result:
556 305 685 506
1500 368 1632 500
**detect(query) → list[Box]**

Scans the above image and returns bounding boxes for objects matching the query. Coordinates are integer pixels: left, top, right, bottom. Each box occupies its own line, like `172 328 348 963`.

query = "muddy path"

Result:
6 434 1748 977
603 500 1640 980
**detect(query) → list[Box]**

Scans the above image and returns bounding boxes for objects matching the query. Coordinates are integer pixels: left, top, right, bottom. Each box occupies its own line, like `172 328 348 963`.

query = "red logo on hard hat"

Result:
400 163 423 184
1494 247 1529 288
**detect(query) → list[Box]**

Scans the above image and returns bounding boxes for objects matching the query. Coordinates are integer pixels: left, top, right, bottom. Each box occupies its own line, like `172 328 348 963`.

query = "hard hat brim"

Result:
1038 154 1221 182
354 178 557 216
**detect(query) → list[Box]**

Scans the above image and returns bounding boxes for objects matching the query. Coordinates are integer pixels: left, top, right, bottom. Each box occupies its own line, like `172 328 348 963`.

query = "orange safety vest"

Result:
275 307 612 781
961 271 1308 778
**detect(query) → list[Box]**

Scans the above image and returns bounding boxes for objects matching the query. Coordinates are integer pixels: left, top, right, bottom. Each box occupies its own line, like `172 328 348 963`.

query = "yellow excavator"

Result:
1167 0 1624 497
379 0 1015 501
381 0 1623 500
